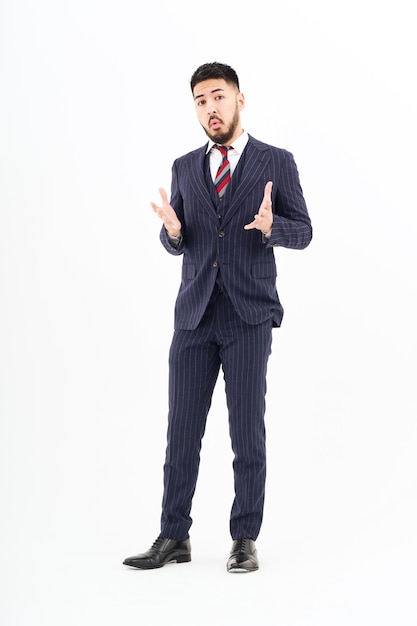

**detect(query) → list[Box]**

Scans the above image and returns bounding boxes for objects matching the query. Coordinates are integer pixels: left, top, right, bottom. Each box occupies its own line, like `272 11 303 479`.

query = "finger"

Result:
244 220 257 230
158 187 169 205
264 181 273 200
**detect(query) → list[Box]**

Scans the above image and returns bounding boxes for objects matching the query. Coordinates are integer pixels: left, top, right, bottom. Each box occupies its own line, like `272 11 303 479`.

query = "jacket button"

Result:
212 261 218 268
218 231 225 237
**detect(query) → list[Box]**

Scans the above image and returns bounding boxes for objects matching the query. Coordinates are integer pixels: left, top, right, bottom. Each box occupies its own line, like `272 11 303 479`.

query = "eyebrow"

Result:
194 88 225 101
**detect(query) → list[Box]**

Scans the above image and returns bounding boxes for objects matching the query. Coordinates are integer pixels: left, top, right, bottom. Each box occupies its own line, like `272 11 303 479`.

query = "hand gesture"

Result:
151 188 182 238
244 181 273 234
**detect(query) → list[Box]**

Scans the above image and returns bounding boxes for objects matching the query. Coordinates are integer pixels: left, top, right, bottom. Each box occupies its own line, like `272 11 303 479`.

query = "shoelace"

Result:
235 538 248 553
151 536 165 550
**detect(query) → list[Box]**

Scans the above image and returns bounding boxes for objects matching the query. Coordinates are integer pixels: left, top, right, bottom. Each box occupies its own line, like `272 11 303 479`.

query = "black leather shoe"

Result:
227 538 259 573
123 536 191 569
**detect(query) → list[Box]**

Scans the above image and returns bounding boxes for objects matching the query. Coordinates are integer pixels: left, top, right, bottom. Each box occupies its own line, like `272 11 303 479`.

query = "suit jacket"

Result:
160 134 312 330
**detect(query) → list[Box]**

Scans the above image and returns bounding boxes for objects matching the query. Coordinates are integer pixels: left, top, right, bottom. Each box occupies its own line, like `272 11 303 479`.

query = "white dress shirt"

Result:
206 131 249 181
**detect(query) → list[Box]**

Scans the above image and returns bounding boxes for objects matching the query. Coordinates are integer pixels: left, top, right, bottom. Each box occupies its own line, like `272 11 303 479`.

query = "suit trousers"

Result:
160 286 273 541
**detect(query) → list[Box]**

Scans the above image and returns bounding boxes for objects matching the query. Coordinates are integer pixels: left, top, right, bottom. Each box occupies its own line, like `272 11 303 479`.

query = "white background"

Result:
1 0 416 624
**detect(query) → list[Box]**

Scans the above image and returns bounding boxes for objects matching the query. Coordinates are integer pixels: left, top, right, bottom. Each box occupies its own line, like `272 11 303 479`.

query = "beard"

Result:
203 106 240 145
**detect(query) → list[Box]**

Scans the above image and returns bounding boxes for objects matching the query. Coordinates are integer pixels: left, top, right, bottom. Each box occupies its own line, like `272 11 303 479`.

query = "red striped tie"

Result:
214 145 231 198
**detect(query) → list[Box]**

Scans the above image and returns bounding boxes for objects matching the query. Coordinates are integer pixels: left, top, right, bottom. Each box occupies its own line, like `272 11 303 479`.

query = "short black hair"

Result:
190 62 240 92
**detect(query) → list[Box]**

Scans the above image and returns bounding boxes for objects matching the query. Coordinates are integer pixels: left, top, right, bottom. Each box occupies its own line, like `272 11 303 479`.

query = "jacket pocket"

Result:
251 263 277 278
182 263 196 279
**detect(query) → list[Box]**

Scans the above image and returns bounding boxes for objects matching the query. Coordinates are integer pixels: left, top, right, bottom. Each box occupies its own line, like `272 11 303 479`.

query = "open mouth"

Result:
210 117 222 129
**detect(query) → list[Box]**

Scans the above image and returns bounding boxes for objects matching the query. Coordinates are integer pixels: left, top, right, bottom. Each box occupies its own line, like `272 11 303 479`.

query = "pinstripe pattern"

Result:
161 289 272 541
160 135 312 330
158 134 312 541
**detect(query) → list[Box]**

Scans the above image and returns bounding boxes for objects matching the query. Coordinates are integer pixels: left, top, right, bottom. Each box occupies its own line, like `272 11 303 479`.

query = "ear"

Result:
238 92 245 111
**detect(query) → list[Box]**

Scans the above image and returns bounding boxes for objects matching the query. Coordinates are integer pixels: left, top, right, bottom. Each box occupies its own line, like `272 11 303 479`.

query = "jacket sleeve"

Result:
159 160 186 256
266 151 312 250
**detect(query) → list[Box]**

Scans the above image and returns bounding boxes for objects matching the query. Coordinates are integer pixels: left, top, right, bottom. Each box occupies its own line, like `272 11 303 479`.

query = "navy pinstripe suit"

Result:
159 134 312 541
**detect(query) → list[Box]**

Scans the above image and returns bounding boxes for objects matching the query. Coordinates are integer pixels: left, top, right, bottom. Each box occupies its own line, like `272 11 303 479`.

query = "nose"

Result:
208 101 217 114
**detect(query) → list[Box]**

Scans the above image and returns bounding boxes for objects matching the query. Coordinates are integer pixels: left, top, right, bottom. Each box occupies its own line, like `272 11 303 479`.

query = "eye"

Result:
197 100 205 106
215 95 224 100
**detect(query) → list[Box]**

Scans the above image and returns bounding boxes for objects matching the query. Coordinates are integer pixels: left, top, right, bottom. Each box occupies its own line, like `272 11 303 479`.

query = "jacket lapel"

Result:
187 137 270 226
189 146 219 223
221 138 270 227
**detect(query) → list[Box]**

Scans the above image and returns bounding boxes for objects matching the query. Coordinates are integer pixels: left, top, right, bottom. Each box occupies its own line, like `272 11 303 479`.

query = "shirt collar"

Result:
206 130 249 155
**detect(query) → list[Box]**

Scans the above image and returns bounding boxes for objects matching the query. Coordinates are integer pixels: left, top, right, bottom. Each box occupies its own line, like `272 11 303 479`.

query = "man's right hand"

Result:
151 188 182 238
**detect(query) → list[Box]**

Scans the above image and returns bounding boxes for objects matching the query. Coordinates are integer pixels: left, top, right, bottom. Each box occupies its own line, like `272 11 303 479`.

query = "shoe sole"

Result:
123 554 191 569
227 565 259 573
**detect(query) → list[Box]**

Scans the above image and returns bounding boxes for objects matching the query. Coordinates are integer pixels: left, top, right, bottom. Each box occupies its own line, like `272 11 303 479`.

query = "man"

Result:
123 62 312 573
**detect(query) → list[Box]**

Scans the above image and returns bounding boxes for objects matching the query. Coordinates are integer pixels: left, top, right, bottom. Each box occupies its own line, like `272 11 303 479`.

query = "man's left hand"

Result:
244 181 273 234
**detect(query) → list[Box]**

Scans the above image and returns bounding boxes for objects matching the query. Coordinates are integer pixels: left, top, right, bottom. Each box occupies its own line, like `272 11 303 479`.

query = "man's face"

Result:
193 78 245 145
